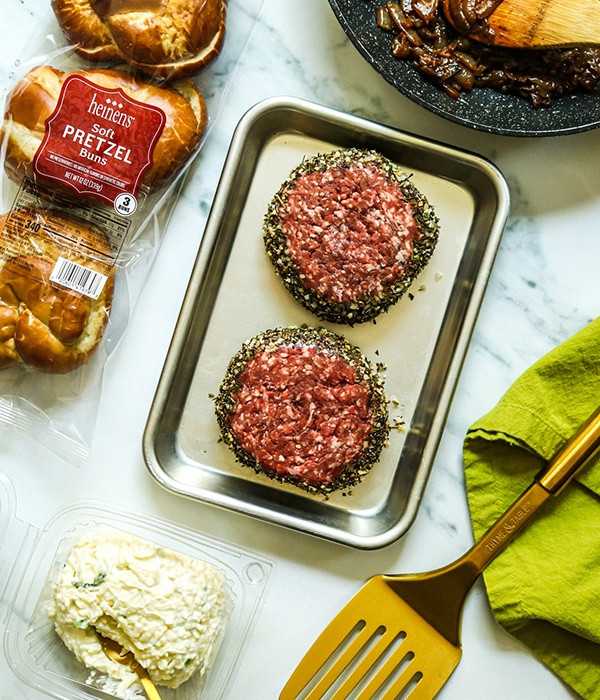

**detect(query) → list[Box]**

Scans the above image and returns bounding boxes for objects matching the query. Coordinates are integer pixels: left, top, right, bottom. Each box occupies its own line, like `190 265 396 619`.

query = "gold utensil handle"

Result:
95 630 163 700
466 404 600 575
138 673 163 700
536 404 600 495
132 657 162 700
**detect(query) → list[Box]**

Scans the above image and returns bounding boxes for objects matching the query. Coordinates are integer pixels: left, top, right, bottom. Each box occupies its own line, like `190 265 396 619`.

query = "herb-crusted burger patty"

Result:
263 148 440 325
215 326 389 495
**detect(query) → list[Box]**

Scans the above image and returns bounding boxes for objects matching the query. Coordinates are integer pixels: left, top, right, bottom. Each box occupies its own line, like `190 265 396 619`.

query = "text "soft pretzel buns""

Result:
51 0 228 79
2 65 208 194
0 208 115 374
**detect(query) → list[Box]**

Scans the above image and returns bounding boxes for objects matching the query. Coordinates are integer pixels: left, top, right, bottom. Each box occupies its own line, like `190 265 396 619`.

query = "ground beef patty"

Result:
264 148 439 325
215 326 389 495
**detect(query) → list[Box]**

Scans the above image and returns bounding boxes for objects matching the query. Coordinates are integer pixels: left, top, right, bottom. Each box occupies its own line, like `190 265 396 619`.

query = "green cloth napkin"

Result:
463 316 600 699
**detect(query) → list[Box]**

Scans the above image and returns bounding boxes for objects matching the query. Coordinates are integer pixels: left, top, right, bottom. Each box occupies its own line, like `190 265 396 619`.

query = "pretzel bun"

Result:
0 208 115 374
2 65 208 193
51 0 227 79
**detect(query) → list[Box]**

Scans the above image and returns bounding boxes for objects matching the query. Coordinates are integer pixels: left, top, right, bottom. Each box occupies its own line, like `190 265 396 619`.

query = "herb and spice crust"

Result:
214 326 389 495
263 148 439 325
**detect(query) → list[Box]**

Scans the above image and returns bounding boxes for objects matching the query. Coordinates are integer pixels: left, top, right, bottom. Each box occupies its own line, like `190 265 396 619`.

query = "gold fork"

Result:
96 631 162 700
280 405 600 699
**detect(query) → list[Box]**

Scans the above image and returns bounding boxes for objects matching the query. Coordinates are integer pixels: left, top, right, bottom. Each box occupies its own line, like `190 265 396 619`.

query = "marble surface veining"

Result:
0 0 598 698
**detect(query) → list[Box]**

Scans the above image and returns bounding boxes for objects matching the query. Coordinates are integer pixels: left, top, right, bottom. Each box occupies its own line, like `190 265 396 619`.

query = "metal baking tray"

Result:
143 96 510 549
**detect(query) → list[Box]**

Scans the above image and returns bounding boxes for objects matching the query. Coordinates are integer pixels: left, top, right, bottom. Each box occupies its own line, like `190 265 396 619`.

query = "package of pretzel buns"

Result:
0 1 262 464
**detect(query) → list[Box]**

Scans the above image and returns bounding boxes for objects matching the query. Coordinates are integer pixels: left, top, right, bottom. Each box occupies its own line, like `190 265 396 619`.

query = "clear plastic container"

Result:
0 470 273 700
0 469 18 619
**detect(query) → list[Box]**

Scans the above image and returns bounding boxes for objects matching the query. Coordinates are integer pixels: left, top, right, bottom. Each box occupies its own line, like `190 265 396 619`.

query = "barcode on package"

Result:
50 256 108 300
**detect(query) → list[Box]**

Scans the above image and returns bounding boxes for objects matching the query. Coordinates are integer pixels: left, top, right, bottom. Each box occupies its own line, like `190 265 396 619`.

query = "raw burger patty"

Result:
263 148 439 325
214 326 389 494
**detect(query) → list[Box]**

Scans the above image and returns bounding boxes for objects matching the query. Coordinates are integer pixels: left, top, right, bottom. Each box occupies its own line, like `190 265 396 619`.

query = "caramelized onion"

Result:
412 0 439 22
376 1 600 106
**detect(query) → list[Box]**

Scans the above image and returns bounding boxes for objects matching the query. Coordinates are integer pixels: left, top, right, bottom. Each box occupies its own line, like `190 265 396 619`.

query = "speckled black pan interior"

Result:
328 0 600 137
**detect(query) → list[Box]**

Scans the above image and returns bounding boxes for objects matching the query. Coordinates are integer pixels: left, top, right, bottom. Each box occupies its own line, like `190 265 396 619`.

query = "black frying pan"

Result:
328 0 600 137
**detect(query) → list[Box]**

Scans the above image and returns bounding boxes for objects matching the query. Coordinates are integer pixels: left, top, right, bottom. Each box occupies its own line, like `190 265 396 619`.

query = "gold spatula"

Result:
96 631 162 700
280 405 600 700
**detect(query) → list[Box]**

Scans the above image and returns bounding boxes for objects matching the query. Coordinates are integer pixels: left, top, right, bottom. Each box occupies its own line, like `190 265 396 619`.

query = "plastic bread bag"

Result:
51 0 228 82
0 1 264 464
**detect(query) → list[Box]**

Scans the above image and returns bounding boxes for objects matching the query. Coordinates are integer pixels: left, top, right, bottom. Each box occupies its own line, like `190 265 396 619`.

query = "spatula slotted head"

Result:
280 576 462 700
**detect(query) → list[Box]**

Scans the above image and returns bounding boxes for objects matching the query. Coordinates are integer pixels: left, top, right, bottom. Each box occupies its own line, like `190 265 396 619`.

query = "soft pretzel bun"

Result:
2 65 208 193
0 208 115 374
51 0 227 79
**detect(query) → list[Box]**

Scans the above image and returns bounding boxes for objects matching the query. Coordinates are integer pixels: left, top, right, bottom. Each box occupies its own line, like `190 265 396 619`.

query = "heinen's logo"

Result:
87 92 136 129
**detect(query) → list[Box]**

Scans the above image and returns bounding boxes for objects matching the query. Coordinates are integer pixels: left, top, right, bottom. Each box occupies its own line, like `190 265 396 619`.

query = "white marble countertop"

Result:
1 1 598 698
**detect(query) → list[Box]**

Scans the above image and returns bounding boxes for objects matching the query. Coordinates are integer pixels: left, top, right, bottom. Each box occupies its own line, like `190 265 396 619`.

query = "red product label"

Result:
33 75 166 212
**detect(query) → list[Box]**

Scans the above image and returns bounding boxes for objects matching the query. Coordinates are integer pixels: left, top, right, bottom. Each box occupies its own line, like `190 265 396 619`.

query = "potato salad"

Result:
48 525 230 693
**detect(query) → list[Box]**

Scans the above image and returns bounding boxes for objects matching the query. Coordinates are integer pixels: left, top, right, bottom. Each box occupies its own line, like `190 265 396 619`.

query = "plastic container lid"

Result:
0 469 273 700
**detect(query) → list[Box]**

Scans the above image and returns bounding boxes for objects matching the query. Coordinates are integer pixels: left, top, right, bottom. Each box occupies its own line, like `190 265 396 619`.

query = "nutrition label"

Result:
0 178 135 299
11 177 131 260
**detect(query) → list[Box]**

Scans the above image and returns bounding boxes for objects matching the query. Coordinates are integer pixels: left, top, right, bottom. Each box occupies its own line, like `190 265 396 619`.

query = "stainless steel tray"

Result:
143 97 510 549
